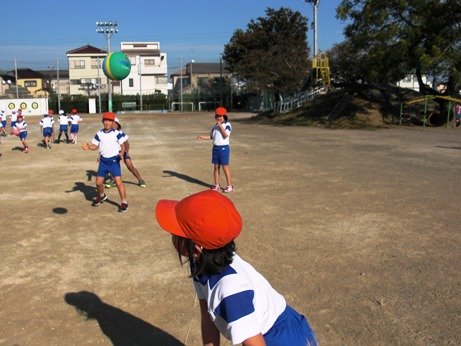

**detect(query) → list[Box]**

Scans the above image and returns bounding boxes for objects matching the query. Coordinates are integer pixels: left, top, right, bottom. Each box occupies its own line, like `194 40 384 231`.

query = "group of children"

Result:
0 107 82 153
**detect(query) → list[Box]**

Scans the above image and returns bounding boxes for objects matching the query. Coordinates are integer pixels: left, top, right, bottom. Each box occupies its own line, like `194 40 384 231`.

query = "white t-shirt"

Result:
92 128 128 158
193 253 286 345
70 114 81 125
211 121 232 146
39 116 54 128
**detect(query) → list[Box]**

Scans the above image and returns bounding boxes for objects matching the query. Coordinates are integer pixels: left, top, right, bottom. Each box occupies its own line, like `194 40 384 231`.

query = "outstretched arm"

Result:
81 143 98 151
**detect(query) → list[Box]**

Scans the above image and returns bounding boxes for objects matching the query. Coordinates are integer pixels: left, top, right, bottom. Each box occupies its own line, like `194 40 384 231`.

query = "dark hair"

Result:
172 235 235 277
215 114 228 122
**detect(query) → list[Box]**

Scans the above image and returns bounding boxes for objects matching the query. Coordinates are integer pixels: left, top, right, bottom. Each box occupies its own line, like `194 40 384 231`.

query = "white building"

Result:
120 42 168 96
396 74 429 92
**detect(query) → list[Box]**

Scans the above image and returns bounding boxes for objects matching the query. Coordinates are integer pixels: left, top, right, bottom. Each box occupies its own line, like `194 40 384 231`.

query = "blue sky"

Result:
0 0 346 75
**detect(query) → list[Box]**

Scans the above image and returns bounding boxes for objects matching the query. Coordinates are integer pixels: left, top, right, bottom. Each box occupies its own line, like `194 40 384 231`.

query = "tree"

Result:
223 7 309 97
336 0 461 96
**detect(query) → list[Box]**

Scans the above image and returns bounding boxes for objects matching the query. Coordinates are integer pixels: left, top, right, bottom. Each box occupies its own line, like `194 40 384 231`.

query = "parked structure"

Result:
396 74 430 92
120 41 168 96
170 62 229 95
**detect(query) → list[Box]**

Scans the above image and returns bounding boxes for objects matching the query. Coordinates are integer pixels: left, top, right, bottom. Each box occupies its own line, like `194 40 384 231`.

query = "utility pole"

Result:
56 58 61 112
180 55 183 111
96 21 118 112
14 59 19 98
97 57 102 113
138 55 143 111
304 0 319 58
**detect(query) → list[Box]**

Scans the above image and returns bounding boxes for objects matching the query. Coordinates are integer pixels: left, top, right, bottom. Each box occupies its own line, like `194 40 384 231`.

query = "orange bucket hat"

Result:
155 190 242 250
215 107 227 116
102 112 116 121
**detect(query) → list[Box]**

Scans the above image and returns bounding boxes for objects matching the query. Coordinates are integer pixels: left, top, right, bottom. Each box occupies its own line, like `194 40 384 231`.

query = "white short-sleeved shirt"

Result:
91 129 128 158
10 112 18 122
0 111 6 121
59 115 69 124
211 121 232 146
14 120 27 132
193 253 286 345
70 114 81 125
40 116 54 128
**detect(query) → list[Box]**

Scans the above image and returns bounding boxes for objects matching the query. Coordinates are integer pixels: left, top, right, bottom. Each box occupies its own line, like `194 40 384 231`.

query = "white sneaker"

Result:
223 186 233 193
211 184 220 191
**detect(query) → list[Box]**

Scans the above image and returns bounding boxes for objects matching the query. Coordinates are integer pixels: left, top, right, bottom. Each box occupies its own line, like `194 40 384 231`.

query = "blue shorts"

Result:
43 128 53 137
70 124 79 134
59 125 68 132
97 155 122 178
264 305 318 346
19 131 28 140
1 120 6 128
212 145 230 166
11 121 17 128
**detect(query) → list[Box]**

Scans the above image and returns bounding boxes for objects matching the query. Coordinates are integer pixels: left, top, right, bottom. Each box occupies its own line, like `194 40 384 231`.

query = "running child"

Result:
57 110 70 143
13 113 29 153
81 112 129 213
39 110 54 149
196 107 233 193
69 108 81 144
0 109 7 136
155 190 318 345
105 117 146 188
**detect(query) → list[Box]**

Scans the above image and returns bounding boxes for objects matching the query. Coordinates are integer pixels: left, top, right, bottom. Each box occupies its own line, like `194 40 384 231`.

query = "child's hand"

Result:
81 143 90 151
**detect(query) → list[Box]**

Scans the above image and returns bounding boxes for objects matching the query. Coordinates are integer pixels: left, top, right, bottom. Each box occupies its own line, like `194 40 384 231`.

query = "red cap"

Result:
215 107 227 116
102 112 115 121
71 108 77 114
155 190 242 250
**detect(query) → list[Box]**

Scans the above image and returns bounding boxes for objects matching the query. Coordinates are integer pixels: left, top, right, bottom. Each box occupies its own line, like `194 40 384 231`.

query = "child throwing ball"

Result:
155 190 318 345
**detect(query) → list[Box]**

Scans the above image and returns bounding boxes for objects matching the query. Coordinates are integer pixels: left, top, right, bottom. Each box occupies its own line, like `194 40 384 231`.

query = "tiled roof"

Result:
14 68 46 79
66 44 106 54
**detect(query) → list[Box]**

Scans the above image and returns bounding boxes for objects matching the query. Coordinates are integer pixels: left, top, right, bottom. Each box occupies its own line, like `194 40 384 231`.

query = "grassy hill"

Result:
245 85 446 129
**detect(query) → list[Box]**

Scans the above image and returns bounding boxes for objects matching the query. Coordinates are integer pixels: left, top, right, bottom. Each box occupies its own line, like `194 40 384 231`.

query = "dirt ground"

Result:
0 111 459 345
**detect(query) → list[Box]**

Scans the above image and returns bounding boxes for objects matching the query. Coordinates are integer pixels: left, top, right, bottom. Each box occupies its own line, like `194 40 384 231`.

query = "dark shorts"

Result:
1 120 6 128
43 128 53 137
19 131 27 140
11 121 17 128
211 145 230 165
59 125 68 132
264 305 318 346
70 124 79 134
97 155 122 178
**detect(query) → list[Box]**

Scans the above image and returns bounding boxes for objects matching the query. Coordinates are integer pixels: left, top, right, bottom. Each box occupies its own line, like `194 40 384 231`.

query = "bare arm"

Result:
119 142 126 159
196 135 212 140
242 334 266 346
81 143 98 151
199 299 220 346
216 121 229 139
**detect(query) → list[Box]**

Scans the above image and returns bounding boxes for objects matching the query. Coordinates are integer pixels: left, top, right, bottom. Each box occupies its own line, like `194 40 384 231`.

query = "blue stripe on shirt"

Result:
214 290 255 323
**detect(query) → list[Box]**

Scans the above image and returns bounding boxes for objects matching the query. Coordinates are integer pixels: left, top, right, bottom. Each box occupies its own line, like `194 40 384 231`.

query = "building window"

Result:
129 57 136 66
144 59 156 66
24 80 37 87
129 78 134 87
70 60 85 69
91 59 102 69
156 76 167 84
70 79 82 85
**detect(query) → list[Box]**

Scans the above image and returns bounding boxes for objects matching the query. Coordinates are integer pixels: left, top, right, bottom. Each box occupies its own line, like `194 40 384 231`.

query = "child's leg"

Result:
222 165 232 187
95 176 105 195
125 159 143 181
114 176 127 201
213 164 221 185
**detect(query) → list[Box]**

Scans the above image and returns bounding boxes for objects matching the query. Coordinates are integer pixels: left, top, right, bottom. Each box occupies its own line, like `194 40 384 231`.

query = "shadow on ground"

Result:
64 291 184 346
162 170 211 188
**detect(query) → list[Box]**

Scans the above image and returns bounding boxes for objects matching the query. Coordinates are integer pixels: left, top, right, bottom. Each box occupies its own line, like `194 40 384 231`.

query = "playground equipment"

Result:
400 95 461 128
311 52 331 90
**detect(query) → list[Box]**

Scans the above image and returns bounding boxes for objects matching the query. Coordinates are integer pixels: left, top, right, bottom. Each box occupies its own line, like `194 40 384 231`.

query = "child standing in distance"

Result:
57 110 70 143
13 114 29 153
105 117 146 188
0 109 7 136
69 108 81 144
81 112 129 213
39 110 54 149
196 107 233 193
155 190 318 346
9 110 18 135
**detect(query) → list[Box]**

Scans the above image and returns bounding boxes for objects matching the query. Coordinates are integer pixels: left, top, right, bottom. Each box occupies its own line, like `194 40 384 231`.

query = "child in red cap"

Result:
13 114 29 153
82 112 129 212
196 107 234 193
155 190 317 345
